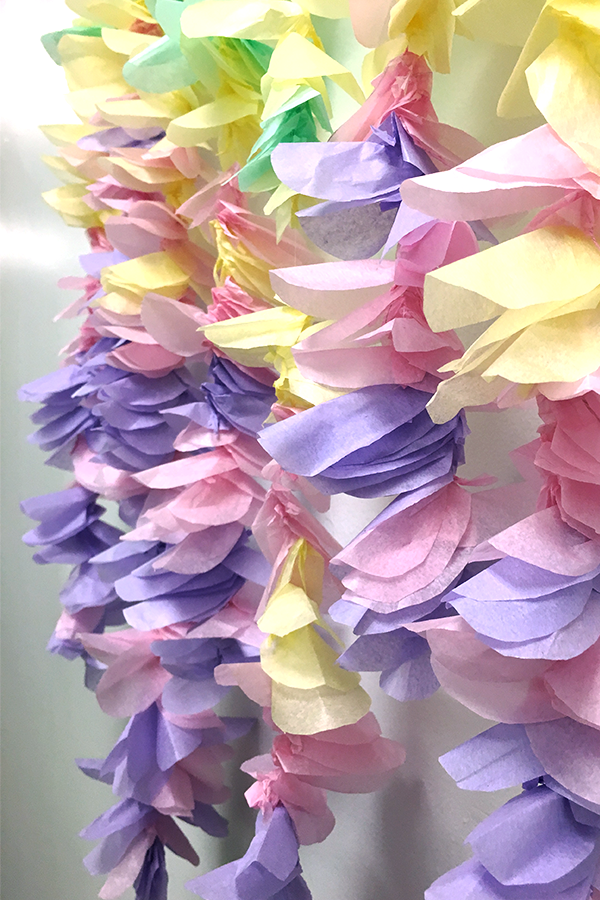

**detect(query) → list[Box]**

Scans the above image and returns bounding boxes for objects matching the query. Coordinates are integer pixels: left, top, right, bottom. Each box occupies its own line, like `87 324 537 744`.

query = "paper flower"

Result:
446 556 600 660
150 636 259 714
536 394 600 540
80 797 199 900
259 384 466 498
21 485 121 565
338 628 440 702
243 757 335 845
426 782 600 900
420 224 600 423
333 51 483 166
80 702 252 816
272 112 436 258
186 806 311 900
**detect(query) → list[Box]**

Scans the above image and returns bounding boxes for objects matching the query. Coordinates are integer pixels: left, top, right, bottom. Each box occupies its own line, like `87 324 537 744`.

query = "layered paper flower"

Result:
259 384 466 498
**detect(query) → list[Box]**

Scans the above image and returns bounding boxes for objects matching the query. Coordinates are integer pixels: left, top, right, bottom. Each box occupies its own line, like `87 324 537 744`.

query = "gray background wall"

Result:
1 4 542 898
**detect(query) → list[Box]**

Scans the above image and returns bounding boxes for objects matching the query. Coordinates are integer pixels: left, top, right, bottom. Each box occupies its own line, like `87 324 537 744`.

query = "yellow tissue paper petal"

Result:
203 307 310 366
42 184 102 228
427 370 506 423
97 92 194 129
261 627 360 690
484 308 600 383
301 0 350 17
57 33 128 91
258 583 320 636
388 0 458 74
167 93 261 146
424 227 600 333
101 252 189 301
97 291 145 316
181 0 304 41
100 27 158 58
39 124 101 147
526 35 600 176
67 0 153 28
271 682 371 735
266 32 364 107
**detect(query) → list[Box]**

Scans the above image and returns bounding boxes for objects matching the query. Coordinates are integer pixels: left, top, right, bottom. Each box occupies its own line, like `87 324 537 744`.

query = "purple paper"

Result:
439 724 544 792
259 384 466 499
187 806 311 900
447 558 600 658
271 113 436 258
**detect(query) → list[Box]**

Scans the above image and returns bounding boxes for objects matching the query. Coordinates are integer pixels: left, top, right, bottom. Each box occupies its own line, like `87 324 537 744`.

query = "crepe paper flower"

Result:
167 356 276 438
350 0 464 75
525 718 600 812
439 722 545 794
186 805 311 900
83 367 206 472
82 701 252 815
421 224 600 423
407 616 560 725
256 538 370 735
211 200 317 304
330 480 472 614
338 628 440 702
131 837 168 900
47 606 126 693
401 123 600 227
334 51 484 167
484 506 600 581
81 628 181 718
271 112 437 259
21 485 122 565
80 798 199 900
71 438 151 501
268 260 464 392
252 485 341 571
426 782 600 900
455 0 600 172
445 556 600 661
150 636 259 714
112 543 247 631
536 395 600 540
259 384 467 499
269 712 406 794
126 442 269 543
243 756 335 845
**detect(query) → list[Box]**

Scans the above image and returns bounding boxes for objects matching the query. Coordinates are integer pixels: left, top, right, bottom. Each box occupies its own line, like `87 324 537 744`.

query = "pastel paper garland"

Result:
20 1 600 899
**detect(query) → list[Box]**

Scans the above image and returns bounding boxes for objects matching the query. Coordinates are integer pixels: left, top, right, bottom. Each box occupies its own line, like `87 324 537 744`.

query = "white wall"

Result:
0 5 541 899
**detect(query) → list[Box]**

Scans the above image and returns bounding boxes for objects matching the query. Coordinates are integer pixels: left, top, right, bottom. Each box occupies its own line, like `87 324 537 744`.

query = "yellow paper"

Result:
42 184 102 228
424 226 600 332
388 0 459 73
263 32 364 118
212 221 279 301
271 681 371 735
258 583 320 636
100 252 190 308
453 0 545 47
203 306 311 367
180 0 305 42
261 626 359 690
425 226 600 421
526 35 600 175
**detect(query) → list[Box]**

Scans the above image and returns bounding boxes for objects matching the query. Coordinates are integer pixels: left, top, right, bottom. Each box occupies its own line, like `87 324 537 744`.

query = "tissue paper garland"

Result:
20 1 600 899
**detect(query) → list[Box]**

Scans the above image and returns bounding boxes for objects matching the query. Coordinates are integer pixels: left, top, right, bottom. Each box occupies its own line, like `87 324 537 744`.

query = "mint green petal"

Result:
238 99 330 192
123 35 199 92
41 27 102 64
